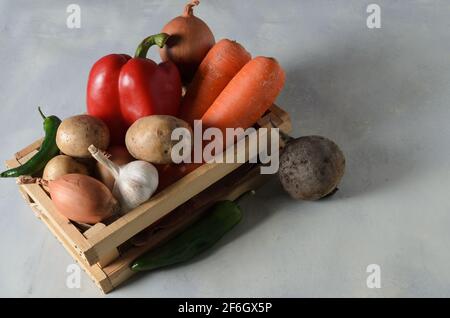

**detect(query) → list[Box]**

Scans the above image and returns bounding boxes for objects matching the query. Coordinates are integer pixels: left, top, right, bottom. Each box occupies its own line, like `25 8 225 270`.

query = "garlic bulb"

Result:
88 145 159 213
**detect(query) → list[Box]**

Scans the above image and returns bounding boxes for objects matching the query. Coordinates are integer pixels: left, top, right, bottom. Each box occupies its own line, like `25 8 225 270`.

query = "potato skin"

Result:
125 115 192 164
43 155 89 181
56 115 110 158
279 136 345 200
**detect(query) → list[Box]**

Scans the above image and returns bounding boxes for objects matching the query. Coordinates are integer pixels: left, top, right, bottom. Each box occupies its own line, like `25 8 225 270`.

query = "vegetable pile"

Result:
2 1 346 271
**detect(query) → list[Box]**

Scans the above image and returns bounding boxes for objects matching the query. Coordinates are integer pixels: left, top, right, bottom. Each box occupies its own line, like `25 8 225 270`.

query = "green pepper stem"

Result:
38 107 46 120
134 33 170 59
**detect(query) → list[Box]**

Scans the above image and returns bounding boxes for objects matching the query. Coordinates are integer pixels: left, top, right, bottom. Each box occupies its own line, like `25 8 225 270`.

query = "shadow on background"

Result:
280 43 430 198
118 34 444 290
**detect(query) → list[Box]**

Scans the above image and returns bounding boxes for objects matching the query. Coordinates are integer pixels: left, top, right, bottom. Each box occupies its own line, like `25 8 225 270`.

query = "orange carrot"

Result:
179 39 251 124
201 56 285 132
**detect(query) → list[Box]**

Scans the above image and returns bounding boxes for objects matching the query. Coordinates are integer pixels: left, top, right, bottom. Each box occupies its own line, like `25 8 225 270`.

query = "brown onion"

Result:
48 174 119 224
160 0 215 84
96 146 134 190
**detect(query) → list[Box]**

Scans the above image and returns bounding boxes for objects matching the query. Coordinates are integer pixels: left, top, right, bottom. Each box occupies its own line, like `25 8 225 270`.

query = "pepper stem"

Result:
134 33 170 59
88 145 121 180
38 107 46 120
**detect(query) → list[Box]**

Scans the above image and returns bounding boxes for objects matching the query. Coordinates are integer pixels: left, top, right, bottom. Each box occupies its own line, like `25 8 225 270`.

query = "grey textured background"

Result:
1 0 450 297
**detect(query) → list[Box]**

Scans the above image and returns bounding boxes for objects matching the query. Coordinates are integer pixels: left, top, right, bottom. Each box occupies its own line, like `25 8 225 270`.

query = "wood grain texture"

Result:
7 106 291 293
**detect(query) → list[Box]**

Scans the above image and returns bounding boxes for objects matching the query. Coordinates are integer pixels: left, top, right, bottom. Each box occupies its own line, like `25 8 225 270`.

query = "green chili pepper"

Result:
131 200 243 272
1 107 61 178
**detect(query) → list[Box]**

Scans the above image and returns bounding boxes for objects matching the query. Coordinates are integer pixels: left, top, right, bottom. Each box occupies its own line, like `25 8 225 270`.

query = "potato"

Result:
56 115 110 158
126 115 192 164
278 136 345 200
43 155 89 181
96 146 134 190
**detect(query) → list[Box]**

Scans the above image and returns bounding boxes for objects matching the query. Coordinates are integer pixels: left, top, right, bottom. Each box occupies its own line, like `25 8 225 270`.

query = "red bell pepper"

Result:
87 33 182 145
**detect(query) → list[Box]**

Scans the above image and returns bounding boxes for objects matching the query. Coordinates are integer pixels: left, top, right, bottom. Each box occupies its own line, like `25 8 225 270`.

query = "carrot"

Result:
201 56 285 132
179 39 251 124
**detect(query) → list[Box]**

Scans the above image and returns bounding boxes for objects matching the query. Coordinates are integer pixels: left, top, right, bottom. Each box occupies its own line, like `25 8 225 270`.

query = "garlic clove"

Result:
114 161 159 213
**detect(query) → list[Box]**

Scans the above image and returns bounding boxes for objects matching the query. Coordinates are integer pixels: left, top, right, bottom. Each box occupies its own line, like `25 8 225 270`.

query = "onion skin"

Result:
49 174 119 224
160 0 215 84
96 146 134 190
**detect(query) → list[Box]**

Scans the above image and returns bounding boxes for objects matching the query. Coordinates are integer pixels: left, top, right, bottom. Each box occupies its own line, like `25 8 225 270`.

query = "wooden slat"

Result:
84 127 270 265
6 141 92 258
270 104 292 126
104 163 271 288
84 162 241 263
22 184 92 259
14 138 43 161
267 104 293 133
35 204 112 293
5 158 20 170
17 150 39 165
6 150 110 292
7 106 291 293
83 223 107 238
84 224 120 268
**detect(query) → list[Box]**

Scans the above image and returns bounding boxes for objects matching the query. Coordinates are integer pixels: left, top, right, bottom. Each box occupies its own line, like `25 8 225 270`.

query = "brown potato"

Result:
43 155 89 181
56 115 110 158
125 115 192 164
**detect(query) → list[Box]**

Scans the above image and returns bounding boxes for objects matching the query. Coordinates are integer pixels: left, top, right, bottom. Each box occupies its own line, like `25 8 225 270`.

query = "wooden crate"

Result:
5 105 291 293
